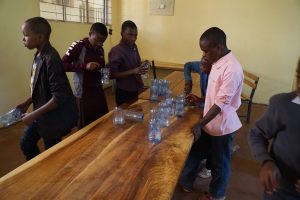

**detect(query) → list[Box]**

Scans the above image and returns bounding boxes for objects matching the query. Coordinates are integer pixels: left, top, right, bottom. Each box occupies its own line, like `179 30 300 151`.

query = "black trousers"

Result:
76 95 108 128
20 122 61 160
115 88 138 107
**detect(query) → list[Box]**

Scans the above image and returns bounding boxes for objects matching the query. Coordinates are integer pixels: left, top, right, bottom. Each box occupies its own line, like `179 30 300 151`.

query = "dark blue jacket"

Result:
31 42 77 139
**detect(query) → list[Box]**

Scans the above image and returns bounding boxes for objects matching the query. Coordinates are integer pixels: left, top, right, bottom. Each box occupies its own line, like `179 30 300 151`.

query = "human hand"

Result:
21 112 36 126
201 58 212 74
260 161 281 194
86 62 100 71
295 179 300 193
184 82 192 95
185 94 204 106
133 65 148 75
192 123 202 142
142 60 151 68
141 61 150 74
16 102 30 113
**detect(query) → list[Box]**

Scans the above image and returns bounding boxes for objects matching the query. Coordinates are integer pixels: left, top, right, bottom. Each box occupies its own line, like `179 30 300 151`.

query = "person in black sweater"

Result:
248 58 300 200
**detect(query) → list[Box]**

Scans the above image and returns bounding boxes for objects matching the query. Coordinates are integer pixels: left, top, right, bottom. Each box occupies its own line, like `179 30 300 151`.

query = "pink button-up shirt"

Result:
203 52 244 136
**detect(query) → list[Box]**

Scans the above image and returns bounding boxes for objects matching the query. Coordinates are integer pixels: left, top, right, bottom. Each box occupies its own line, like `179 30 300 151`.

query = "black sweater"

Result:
248 92 300 183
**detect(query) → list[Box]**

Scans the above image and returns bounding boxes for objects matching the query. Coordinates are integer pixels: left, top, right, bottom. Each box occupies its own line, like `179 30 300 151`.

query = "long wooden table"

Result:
0 73 202 199
139 71 201 100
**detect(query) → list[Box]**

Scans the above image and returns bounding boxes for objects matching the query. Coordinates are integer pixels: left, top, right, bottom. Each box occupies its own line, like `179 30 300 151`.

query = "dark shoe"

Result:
198 192 226 200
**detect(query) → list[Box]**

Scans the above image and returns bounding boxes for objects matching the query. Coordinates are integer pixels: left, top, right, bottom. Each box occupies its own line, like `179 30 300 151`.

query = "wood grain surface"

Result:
0 98 202 200
153 61 184 71
138 71 201 100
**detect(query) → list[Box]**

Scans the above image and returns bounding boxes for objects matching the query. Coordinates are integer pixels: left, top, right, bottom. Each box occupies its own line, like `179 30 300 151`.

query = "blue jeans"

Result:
20 122 61 160
179 130 234 198
183 61 208 97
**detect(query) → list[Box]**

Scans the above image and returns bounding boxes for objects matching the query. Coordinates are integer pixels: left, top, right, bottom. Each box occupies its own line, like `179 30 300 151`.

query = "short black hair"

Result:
200 27 227 47
90 22 108 37
25 17 51 40
121 20 137 33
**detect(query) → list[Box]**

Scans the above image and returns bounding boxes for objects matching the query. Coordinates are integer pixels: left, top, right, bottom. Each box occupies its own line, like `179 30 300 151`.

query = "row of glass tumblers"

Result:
148 93 185 144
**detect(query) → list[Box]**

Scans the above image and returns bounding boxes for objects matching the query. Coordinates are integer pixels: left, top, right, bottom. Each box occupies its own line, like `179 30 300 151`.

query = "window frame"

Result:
39 0 112 25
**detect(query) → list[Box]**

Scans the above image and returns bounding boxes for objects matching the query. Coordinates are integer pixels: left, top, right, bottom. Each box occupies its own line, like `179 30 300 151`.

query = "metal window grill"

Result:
40 0 112 25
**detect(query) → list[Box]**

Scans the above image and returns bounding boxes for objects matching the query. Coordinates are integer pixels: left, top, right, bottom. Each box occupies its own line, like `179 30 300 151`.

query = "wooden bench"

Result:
151 60 184 78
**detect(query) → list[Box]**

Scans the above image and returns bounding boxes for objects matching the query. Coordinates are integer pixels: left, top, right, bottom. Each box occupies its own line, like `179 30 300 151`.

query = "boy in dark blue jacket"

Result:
17 17 77 160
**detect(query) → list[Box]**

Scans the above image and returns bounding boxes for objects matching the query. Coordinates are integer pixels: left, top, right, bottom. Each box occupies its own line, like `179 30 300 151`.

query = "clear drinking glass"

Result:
157 102 170 127
0 108 22 127
150 79 158 101
165 94 173 116
175 94 185 117
113 107 125 125
148 109 161 144
163 80 170 96
100 68 110 85
141 61 150 79
123 110 144 122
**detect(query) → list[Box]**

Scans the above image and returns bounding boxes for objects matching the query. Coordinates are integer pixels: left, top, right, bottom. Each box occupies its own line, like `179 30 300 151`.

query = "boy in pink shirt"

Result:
179 27 244 200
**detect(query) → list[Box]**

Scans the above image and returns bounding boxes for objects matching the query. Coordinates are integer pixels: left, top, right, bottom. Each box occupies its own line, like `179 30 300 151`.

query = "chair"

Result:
151 60 157 79
240 70 259 123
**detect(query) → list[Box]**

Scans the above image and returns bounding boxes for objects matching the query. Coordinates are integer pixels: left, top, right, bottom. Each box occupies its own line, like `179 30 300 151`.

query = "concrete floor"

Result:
0 69 266 199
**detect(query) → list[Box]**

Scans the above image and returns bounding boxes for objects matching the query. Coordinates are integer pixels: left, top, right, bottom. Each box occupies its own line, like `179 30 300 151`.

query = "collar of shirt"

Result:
34 41 50 59
212 51 232 70
119 40 137 51
83 37 104 53
292 96 300 105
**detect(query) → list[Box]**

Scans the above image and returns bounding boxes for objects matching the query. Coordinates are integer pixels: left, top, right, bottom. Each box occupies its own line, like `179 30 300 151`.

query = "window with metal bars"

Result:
40 0 112 25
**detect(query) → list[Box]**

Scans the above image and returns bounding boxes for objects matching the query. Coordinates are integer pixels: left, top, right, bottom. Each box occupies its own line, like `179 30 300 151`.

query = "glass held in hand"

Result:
113 107 125 125
141 61 150 79
0 108 22 128
100 67 110 85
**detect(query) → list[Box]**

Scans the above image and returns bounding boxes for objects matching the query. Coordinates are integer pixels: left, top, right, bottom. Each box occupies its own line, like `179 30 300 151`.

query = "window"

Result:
40 0 112 25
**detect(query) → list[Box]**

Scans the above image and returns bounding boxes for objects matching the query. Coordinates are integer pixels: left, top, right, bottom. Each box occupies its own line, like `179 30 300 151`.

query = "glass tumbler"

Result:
100 68 110 85
113 107 125 125
141 61 150 79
